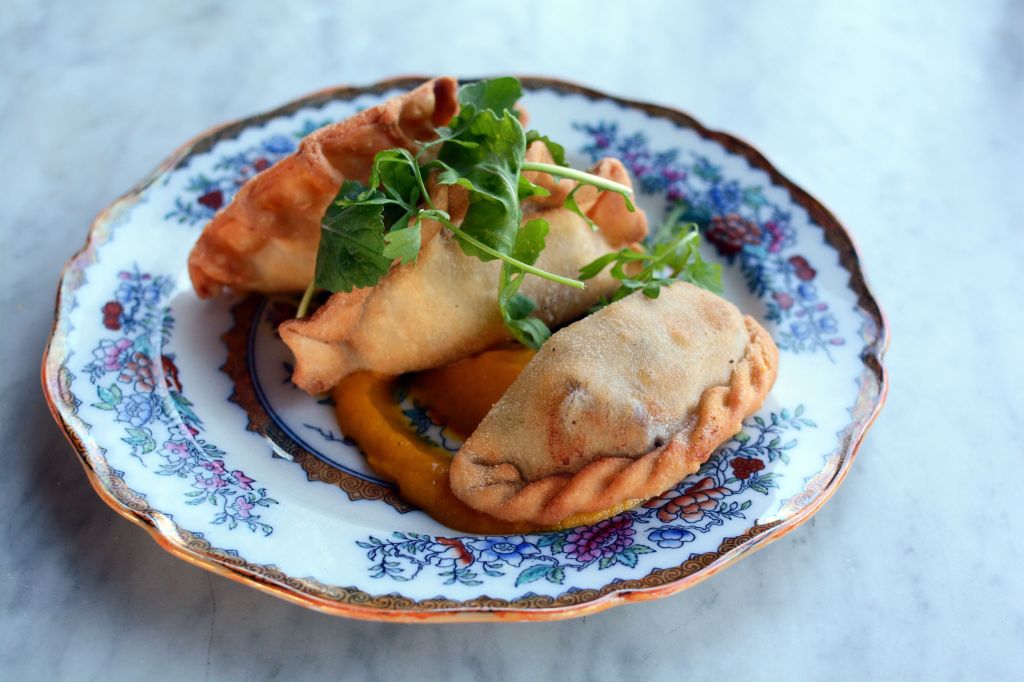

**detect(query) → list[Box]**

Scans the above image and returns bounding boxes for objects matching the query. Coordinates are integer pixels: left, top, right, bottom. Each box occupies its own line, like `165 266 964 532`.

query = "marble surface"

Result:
3 1 1023 680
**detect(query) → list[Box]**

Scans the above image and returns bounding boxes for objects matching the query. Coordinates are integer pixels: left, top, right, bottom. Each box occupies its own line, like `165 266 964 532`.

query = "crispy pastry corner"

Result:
187 77 459 298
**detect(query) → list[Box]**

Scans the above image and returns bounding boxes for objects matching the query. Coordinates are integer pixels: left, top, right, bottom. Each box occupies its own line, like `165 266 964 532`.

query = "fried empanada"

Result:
188 77 460 298
278 154 647 394
449 282 779 526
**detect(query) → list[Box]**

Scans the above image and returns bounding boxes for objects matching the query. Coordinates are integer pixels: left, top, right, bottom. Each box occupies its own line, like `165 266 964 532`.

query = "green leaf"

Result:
632 545 654 555
742 186 766 207
578 251 621 280
536 532 563 548
546 566 565 584
515 564 550 587
517 174 550 201
511 218 549 263
370 149 420 204
506 316 551 349
504 292 537 320
457 77 522 116
91 402 116 411
616 549 638 568
382 223 422 264
525 130 567 166
438 108 526 259
498 219 552 349
337 179 367 201
681 258 724 294
314 202 393 293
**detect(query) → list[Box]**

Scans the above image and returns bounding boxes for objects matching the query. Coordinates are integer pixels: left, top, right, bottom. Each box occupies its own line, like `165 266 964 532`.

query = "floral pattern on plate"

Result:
82 267 277 534
164 119 330 226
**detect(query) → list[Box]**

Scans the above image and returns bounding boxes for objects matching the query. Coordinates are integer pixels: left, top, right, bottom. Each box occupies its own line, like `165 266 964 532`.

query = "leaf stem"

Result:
430 213 585 290
296 281 316 318
521 161 634 197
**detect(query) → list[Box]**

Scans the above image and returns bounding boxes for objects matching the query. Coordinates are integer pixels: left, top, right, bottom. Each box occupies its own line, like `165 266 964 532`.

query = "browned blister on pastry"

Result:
187 77 460 298
278 150 647 394
449 282 779 526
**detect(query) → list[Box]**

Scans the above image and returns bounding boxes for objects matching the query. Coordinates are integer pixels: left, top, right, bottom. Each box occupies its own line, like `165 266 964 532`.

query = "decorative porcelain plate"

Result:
43 77 888 622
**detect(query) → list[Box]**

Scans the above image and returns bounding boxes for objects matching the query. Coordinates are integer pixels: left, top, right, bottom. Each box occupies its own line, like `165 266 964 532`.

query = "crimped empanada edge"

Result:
451 315 780 526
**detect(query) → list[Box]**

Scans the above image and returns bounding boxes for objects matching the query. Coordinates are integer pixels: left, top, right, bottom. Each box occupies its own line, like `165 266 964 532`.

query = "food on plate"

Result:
188 75 775 534
188 77 459 298
449 282 779 526
279 157 645 394
332 348 646 533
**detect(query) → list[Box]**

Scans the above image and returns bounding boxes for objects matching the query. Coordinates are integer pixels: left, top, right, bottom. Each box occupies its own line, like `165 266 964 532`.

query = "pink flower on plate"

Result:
201 459 226 475
233 496 255 519
169 423 199 440
563 515 636 564
773 291 794 310
231 470 254 490
194 474 227 493
93 338 134 372
163 440 189 460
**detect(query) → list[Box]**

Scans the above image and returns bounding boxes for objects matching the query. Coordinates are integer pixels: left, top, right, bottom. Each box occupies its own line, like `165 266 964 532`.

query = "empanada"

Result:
278 154 647 394
188 77 459 298
449 282 779 526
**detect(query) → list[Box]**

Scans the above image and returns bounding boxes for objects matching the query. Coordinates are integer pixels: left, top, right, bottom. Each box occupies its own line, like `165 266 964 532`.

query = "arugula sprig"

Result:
499 219 551 347
579 206 723 308
303 77 637 348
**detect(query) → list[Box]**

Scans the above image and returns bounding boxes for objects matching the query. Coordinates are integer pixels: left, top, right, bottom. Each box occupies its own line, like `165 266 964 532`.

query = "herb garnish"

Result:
300 77 635 348
579 206 723 307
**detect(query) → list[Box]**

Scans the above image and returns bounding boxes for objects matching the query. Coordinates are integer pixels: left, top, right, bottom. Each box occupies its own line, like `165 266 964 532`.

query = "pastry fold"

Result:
188 77 460 298
449 282 779 526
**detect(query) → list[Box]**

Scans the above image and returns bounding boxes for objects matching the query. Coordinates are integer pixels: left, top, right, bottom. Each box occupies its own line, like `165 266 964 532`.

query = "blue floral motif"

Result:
116 393 155 428
357 406 815 588
648 527 696 549
469 537 540 567
393 383 462 452
165 119 331 225
83 267 278 534
575 121 843 355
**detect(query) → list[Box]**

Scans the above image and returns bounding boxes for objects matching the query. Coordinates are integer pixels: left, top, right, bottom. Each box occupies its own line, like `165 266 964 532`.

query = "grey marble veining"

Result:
3 1 1023 680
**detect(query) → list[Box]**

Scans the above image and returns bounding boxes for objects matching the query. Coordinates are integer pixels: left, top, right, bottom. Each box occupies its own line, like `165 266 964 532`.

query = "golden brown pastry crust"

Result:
187 77 459 298
449 284 779 526
278 155 648 394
